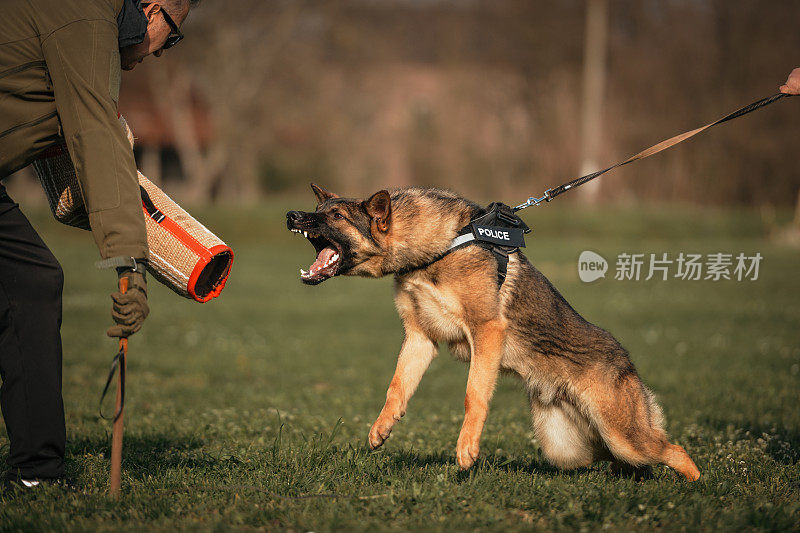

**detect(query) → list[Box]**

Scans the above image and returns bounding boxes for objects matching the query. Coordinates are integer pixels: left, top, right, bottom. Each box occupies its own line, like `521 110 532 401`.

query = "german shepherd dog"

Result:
286 184 700 481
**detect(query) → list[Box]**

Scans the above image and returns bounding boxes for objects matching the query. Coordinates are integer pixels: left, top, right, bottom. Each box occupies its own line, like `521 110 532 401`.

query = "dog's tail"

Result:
579 372 670 467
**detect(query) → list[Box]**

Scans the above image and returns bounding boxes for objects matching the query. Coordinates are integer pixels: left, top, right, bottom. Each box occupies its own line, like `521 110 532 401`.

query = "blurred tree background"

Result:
7 0 800 206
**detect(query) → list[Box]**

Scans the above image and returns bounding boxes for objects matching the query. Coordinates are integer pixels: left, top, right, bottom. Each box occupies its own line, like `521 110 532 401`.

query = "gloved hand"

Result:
107 270 149 338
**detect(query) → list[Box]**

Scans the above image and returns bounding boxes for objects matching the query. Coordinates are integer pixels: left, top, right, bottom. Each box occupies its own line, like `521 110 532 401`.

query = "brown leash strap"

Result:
515 92 791 210
109 276 129 497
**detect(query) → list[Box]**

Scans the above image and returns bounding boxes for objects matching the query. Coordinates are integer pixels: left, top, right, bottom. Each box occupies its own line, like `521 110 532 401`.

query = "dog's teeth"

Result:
303 231 308 238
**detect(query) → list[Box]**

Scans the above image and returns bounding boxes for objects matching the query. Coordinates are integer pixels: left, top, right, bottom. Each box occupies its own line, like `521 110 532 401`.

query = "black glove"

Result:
107 269 149 338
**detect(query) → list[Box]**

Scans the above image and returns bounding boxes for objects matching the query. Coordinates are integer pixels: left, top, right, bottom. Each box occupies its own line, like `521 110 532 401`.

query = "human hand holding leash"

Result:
780 67 800 95
107 270 149 338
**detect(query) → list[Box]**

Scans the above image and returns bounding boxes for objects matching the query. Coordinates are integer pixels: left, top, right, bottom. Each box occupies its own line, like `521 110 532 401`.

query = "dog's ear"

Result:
363 190 391 232
311 183 339 204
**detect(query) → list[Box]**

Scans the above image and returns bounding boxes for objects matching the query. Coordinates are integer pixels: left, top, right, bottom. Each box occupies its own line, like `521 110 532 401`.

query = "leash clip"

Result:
514 188 554 211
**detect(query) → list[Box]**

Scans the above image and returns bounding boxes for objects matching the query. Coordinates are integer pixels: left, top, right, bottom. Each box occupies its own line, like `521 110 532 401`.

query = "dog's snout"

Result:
286 211 305 229
287 210 318 230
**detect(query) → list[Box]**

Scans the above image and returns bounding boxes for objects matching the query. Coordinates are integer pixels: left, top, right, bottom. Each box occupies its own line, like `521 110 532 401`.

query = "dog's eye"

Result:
332 212 344 220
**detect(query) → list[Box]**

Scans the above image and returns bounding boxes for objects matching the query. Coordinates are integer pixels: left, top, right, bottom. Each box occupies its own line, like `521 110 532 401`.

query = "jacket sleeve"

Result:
40 17 148 260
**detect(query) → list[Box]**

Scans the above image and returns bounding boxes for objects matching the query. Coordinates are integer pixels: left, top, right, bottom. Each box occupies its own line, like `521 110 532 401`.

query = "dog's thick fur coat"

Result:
286 185 700 481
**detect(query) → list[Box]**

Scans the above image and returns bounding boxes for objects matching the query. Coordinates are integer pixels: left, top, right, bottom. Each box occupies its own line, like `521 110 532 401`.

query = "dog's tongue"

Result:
301 246 340 281
309 246 337 274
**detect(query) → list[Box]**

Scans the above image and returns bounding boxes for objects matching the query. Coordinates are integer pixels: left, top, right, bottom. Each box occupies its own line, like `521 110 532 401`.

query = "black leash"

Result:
98 346 126 422
515 93 792 211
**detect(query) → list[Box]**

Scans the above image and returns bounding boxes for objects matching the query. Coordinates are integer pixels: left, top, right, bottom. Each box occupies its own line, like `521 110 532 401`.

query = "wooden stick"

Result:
110 276 129 498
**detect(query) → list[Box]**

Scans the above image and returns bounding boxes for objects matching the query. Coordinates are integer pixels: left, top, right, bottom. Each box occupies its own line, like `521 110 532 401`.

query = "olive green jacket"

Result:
0 0 147 260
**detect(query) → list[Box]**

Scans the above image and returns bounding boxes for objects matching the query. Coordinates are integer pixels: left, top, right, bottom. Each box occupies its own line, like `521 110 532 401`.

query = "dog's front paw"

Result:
456 436 480 470
368 420 393 450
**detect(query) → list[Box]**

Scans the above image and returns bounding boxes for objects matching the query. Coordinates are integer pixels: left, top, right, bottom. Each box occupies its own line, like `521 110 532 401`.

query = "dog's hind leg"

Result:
581 371 700 481
456 318 506 470
368 326 437 450
529 393 610 470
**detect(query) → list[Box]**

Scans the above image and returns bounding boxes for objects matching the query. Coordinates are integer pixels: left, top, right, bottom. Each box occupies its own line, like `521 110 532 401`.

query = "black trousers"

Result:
0 183 65 479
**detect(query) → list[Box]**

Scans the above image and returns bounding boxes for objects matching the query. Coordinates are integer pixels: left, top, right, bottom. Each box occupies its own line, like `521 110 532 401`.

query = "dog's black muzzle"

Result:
286 210 322 230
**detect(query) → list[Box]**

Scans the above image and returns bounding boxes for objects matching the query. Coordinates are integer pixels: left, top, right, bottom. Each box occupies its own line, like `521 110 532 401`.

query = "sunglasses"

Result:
141 2 184 50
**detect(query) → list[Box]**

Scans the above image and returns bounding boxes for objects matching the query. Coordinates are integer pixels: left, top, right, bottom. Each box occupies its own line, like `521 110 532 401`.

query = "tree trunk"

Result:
578 0 609 204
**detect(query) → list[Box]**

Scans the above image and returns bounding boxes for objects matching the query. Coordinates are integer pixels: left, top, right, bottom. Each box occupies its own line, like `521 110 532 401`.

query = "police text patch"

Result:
471 224 526 248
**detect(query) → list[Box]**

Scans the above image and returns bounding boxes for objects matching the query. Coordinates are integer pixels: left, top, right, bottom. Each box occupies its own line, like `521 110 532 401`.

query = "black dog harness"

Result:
400 202 530 287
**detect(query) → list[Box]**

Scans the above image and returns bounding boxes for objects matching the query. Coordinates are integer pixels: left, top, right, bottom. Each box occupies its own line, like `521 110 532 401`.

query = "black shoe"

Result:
2 474 40 493
2 472 78 493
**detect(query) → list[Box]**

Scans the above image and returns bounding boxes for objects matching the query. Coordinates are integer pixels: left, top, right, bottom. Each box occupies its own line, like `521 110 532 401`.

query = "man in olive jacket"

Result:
0 0 195 487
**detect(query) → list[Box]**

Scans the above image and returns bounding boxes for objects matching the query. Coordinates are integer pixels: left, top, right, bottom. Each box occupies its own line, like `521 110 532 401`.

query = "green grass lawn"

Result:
1 198 799 531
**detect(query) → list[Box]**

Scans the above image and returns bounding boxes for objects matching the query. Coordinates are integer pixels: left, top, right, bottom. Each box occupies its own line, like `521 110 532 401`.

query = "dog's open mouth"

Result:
290 228 341 284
